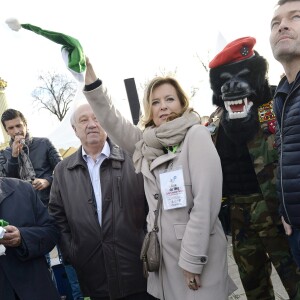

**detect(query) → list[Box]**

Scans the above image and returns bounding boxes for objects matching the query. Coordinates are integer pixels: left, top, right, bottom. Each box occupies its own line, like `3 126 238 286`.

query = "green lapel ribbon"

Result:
165 144 179 154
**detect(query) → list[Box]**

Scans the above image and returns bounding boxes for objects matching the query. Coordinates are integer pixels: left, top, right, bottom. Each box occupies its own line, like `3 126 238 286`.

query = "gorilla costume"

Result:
208 37 300 300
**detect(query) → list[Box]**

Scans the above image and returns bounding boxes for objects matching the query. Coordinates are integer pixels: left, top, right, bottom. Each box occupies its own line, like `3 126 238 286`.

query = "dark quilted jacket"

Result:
274 72 300 227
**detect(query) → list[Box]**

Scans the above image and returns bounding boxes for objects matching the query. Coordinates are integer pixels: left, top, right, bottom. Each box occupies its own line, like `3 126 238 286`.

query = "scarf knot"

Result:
133 109 200 176
9 133 36 181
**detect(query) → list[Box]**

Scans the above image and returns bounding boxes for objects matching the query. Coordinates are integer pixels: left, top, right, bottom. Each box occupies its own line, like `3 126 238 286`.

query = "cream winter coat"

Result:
83 85 236 300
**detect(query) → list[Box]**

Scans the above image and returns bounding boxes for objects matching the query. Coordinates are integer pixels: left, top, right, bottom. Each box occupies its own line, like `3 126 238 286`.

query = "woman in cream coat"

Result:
82 59 236 300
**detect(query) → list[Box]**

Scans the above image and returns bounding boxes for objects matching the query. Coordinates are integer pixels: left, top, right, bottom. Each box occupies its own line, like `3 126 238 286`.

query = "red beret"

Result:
209 36 256 69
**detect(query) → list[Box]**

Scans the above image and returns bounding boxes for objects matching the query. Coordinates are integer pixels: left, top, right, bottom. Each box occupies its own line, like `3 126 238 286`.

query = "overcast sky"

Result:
0 0 281 145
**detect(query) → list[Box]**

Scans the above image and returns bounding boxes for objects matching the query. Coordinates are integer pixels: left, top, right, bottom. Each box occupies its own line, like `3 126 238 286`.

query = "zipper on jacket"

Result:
279 131 290 224
117 176 122 208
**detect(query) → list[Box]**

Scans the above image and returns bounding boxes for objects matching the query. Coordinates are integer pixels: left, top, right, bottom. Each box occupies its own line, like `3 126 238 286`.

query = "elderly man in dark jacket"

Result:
1 108 62 206
0 177 60 300
49 103 154 300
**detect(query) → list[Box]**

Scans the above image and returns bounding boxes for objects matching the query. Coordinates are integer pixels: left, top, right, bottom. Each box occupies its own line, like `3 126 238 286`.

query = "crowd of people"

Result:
0 0 300 299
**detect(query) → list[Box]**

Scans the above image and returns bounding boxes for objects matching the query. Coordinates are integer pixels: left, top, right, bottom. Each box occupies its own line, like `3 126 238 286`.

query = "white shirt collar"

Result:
81 140 111 161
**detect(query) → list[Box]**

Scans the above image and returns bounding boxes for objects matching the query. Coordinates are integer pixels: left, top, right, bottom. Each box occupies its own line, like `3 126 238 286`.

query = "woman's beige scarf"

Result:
133 109 200 182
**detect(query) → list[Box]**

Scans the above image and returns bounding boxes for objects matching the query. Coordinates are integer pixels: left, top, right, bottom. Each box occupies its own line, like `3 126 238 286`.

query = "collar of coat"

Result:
66 137 125 170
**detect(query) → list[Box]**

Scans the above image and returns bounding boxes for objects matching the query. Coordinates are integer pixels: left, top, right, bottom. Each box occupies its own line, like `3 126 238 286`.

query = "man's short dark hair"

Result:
1 109 27 129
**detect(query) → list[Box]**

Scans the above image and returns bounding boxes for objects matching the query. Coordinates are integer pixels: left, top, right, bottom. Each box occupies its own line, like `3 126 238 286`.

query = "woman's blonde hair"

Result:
139 77 190 128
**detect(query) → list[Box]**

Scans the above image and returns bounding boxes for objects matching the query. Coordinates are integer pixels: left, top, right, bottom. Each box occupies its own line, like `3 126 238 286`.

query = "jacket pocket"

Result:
173 224 187 239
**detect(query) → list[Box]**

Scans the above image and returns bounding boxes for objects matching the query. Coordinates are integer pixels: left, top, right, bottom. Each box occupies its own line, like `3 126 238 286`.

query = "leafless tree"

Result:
32 72 77 121
140 53 211 101
190 52 210 99
195 52 210 73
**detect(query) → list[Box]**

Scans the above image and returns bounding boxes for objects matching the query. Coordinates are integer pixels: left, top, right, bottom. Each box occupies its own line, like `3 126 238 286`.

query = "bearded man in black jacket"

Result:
1 108 62 206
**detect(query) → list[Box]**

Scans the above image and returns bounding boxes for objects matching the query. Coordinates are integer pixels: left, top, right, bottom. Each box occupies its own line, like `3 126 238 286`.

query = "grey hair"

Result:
70 101 90 127
70 109 77 127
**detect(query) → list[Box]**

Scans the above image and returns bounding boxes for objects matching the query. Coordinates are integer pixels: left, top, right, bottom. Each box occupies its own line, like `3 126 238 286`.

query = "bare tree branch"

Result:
139 67 178 92
32 71 77 121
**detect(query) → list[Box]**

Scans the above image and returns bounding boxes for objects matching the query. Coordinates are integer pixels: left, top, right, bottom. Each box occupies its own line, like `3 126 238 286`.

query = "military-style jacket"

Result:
208 102 280 224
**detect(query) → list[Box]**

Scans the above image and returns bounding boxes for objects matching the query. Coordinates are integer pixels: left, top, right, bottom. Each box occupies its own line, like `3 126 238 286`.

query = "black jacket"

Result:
48 140 148 299
2 137 62 205
0 178 60 300
274 72 300 227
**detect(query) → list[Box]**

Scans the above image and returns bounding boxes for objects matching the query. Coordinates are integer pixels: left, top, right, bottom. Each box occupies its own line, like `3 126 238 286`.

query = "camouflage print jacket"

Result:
207 101 281 224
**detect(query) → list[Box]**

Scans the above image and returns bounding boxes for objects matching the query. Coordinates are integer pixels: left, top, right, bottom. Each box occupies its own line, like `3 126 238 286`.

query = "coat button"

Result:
154 193 159 199
200 256 207 263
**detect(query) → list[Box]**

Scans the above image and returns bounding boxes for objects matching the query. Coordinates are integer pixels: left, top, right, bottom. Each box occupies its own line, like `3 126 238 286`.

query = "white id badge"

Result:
159 167 186 210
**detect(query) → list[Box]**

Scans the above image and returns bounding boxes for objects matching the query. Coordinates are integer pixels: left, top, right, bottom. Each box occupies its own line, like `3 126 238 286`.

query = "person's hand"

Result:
0 225 21 247
32 178 50 191
85 56 98 85
183 269 201 290
11 135 24 157
282 216 293 236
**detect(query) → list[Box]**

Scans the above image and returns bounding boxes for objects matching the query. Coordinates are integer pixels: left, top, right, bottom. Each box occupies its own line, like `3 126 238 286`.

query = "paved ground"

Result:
51 237 290 300
227 236 289 300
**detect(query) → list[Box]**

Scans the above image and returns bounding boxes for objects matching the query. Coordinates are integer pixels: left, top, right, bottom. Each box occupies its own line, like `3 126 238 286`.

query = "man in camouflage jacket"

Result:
208 37 300 300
